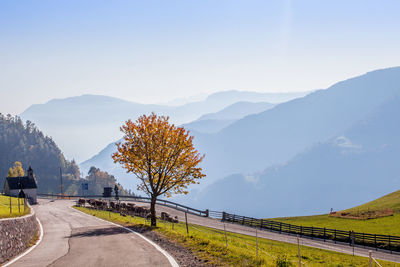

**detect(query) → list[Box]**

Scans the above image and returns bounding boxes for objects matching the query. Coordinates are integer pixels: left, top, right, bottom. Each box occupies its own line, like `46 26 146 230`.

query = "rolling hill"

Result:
272 189 400 236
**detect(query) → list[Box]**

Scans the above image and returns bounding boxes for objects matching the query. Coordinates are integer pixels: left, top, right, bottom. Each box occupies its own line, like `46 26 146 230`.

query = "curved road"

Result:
132 201 400 264
9 199 174 267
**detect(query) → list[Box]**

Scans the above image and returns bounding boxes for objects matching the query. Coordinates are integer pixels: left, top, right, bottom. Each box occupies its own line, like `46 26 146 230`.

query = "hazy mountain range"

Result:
19 66 400 218
190 67 400 185
21 91 307 161
194 94 400 218
182 101 275 134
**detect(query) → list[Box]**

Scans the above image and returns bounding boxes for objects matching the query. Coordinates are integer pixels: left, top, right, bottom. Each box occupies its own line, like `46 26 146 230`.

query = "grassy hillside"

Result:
344 190 400 214
272 190 400 236
75 206 397 266
0 195 30 218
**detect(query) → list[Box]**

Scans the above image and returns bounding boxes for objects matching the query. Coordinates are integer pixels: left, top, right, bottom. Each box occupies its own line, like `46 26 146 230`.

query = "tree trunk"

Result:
150 194 157 226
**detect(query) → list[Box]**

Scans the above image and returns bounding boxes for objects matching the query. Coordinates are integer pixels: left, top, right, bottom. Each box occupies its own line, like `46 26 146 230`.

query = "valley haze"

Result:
79 67 400 218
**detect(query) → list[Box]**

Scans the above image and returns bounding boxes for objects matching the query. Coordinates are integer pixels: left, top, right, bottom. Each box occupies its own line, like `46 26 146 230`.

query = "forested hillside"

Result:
0 114 129 195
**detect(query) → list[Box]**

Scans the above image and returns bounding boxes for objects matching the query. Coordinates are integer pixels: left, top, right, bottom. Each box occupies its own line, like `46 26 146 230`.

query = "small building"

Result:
4 167 37 204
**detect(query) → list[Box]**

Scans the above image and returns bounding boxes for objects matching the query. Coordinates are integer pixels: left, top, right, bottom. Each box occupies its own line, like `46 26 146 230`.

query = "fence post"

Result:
256 228 259 260
260 219 264 229
185 212 189 235
205 209 209 217
349 231 351 246
224 224 228 248
334 229 336 243
9 196 12 214
369 250 372 267
374 234 377 251
222 212 226 221
323 228 326 242
280 222 282 233
311 226 313 238
363 232 365 247
297 235 301 267
389 235 391 253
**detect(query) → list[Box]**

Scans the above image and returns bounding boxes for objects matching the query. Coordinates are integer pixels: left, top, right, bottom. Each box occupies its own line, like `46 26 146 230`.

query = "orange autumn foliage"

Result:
112 113 205 225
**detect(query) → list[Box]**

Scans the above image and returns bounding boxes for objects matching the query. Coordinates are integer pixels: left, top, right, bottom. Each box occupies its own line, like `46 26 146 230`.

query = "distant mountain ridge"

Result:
182 101 275 134
80 67 400 197
192 94 400 218
21 91 307 161
198 101 275 121
192 67 400 185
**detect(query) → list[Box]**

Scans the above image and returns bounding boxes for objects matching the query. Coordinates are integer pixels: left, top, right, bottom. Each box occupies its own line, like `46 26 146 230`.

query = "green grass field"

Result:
344 190 400 214
272 190 400 236
75 206 398 266
0 194 30 218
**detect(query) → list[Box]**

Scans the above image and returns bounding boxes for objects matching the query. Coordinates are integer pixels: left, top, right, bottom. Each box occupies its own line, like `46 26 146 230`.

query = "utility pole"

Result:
59 167 63 198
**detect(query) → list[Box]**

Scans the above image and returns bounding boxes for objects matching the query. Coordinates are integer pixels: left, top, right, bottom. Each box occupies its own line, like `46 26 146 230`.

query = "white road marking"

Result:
72 206 179 267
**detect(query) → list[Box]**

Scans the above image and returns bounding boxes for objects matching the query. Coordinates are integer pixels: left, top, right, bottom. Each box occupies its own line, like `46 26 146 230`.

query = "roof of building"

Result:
5 176 37 190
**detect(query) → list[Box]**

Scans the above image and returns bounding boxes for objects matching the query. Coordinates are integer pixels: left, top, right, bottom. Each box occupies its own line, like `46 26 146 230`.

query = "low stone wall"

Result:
0 207 39 264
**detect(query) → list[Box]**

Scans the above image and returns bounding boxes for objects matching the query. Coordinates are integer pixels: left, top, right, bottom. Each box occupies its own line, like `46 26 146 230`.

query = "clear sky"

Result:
1 0 400 115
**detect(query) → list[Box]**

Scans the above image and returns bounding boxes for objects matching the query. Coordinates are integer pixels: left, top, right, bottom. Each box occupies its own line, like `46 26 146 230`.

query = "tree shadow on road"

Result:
69 226 130 238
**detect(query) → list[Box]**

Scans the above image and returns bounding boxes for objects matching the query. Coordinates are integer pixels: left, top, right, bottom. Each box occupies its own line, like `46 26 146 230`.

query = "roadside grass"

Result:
0 195 30 219
74 206 398 266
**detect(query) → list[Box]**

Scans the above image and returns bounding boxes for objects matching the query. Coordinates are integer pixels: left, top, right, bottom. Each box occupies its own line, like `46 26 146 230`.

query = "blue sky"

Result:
1 0 400 114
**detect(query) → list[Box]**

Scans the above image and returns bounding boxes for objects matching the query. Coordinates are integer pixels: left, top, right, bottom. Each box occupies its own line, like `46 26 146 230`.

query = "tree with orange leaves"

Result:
112 113 205 226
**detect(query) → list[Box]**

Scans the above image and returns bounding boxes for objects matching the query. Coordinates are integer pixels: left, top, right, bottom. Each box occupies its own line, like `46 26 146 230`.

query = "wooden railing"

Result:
220 211 400 253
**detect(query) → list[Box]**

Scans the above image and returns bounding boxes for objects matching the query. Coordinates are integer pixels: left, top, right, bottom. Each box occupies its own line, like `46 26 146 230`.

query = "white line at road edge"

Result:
72 207 179 267
3 217 44 267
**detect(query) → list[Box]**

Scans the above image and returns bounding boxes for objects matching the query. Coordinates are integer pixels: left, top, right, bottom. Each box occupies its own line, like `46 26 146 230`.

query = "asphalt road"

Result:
131 201 400 264
9 199 174 267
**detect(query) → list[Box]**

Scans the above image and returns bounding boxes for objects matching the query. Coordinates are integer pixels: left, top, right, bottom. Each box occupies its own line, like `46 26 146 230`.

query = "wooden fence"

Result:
219 211 400 253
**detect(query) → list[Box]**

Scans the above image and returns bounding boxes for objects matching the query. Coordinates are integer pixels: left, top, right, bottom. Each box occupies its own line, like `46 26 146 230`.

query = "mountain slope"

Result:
195 67 400 182
194 94 400 218
182 119 235 134
0 114 81 194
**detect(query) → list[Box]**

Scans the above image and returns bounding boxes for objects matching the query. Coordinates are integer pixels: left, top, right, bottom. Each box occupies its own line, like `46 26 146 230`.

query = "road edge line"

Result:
71 206 179 267
3 217 44 267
